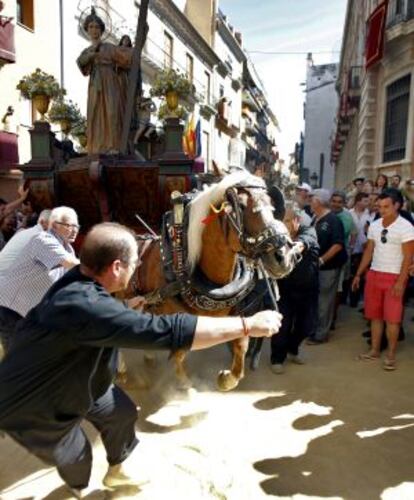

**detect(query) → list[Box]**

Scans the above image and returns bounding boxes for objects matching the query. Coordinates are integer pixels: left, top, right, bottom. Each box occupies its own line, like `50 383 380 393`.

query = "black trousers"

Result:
271 289 318 364
0 306 22 356
9 384 138 489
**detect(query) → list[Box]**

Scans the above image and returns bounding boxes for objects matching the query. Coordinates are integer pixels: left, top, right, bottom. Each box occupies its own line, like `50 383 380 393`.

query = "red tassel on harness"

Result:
202 203 227 225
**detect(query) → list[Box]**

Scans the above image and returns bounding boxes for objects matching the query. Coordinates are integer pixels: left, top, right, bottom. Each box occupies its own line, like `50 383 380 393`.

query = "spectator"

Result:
349 193 370 307
307 189 347 344
0 209 51 273
295 182 313 223
0 213 17 250
0 223 282 498
362 180 375 195
0 185 29 224
270 202 319 373
352 188 414 370
346 177 365 207
330 190 357 325
374 173 388 194
0 207 80 354
390 174 402 190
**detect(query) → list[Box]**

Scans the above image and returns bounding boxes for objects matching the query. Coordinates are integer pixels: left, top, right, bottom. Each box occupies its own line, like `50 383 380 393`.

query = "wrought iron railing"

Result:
387 0 414 28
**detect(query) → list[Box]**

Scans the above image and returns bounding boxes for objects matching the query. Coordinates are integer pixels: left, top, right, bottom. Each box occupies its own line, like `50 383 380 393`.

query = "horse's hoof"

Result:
217 370 239 392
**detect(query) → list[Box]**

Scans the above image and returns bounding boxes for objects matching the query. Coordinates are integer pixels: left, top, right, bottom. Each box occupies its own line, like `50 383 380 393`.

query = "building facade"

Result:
302 55 338 190
0 0 279 192
334 0 414 187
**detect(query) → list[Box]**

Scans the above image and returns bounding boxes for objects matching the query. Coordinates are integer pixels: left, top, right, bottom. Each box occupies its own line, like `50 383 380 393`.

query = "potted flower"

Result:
71 117 87 148
158 102 188 122
150 68 194 112
48 98 82 136
16 68 64 120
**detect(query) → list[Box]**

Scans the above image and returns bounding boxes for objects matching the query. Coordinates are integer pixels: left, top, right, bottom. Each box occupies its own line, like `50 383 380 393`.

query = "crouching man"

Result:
0 223 282 498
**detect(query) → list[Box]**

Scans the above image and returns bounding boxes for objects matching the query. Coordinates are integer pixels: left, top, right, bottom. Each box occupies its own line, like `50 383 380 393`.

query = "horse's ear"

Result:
211 160 224 178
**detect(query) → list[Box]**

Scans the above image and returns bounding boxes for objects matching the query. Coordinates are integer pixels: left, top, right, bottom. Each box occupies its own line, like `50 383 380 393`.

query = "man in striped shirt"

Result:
0 206 80 355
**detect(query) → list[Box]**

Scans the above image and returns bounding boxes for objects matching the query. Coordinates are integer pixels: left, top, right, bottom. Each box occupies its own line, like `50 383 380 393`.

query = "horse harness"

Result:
133 182 288 312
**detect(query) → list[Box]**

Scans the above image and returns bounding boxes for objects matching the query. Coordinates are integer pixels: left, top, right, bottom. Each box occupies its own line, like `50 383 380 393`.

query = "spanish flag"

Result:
183 113 196 157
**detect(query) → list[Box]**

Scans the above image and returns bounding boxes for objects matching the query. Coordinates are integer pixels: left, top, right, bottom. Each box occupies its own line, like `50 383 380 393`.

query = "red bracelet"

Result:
241 316 249 337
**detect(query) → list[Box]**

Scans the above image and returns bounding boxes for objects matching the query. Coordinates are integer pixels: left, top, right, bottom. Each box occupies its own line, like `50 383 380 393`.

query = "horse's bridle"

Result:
224 184 289 260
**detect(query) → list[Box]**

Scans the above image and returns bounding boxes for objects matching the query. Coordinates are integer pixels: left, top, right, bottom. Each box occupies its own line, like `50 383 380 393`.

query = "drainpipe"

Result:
59 0 64 88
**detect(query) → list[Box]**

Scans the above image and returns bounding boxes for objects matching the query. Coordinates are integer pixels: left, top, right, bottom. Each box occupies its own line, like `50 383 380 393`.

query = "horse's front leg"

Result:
217 336 249 391
173 349 192 389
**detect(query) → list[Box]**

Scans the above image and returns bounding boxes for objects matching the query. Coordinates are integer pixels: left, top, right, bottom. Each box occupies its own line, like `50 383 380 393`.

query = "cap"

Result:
309 188 331 205
295 182 312 193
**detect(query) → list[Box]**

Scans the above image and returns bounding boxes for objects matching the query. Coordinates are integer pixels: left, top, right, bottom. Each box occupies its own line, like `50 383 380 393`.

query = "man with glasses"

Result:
352 188 414 370
0 206 80 355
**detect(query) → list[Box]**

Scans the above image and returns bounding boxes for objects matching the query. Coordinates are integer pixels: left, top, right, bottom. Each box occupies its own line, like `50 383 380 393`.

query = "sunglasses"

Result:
381 229 388 244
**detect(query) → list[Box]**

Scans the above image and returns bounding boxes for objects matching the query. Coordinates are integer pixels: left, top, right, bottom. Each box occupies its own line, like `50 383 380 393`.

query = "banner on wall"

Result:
365 0 389 70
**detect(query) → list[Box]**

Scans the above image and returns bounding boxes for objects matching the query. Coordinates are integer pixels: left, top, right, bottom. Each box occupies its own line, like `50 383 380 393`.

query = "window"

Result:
204 72 211 104
186 54 194 83
17 0 34 30
164 32 173 68
383 74 411 163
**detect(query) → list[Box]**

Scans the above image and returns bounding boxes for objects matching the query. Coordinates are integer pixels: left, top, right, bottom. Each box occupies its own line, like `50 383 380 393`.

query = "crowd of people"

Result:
276 172 414 375
0 170 413 497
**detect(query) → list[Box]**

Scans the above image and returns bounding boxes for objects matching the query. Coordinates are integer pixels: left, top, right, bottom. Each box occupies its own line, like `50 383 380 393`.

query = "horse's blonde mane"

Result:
187 170 264 270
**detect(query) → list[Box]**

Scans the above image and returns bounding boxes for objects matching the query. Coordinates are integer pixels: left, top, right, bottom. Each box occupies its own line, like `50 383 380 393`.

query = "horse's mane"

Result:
187 170 264 270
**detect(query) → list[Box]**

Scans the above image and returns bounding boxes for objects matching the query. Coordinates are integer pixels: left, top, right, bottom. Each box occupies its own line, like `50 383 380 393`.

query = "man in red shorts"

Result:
352 188 414 370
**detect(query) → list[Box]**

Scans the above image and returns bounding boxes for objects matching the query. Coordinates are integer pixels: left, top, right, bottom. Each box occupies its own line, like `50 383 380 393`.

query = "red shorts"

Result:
364 270 404 323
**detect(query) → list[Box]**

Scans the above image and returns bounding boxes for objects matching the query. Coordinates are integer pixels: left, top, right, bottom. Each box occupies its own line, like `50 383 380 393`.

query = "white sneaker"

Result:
103 463 138 489
288 354 305 365
270 363 284 374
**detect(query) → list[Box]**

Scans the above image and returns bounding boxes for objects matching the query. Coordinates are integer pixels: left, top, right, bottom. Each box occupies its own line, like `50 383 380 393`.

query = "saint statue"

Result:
77 8 132 155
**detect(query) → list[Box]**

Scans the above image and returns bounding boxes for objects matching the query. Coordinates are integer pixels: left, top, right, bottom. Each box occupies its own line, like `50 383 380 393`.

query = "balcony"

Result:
0 16 16 66
386 0 414 28
348 65 362 105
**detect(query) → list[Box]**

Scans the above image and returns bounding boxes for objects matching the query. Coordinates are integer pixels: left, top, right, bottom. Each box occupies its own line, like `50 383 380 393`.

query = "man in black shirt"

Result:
270 202 320 373
0 223 281 498
307 189 347 344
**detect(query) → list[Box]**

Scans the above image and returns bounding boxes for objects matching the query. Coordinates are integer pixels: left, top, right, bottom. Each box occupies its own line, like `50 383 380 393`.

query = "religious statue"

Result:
77 8 132 155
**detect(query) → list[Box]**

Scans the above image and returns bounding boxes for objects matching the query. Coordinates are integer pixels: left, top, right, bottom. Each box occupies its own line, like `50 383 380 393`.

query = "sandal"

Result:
383 358 396 371
357 353 380 361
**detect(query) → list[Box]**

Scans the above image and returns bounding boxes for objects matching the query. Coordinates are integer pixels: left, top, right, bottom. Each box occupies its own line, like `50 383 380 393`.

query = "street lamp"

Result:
310 172 319 189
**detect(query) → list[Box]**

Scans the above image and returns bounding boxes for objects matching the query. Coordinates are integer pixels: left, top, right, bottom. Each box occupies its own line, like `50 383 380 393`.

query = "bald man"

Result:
0 222 282 498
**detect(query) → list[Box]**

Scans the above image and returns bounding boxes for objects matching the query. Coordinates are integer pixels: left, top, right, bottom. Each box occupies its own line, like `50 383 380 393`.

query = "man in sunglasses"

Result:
352 188 414 370
0 206 80 355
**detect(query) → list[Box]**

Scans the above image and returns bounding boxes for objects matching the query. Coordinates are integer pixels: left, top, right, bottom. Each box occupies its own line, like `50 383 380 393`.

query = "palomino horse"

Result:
125 169 296 391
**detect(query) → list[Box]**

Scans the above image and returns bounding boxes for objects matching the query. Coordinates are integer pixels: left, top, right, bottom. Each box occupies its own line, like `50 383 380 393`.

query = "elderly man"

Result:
0 223 281 498
295 182 313 225
0 206 79 354
307 189 347 344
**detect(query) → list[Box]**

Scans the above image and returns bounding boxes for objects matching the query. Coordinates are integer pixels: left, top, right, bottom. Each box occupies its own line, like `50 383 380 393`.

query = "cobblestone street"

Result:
1 306 414 500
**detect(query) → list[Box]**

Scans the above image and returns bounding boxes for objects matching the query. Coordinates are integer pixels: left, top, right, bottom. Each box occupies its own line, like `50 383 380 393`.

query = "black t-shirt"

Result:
313 212 347 270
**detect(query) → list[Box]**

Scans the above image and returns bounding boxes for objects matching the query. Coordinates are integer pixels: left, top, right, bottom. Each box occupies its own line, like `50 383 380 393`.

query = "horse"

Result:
123 167 297 391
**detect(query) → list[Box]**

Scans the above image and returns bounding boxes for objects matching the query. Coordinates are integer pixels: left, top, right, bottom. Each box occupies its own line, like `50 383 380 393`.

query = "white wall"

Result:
303 63 338 190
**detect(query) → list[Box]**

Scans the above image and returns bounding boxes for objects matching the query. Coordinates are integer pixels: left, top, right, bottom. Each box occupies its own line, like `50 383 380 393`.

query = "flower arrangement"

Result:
150 68 193 98
158 102 187 121
71 117 87 138
48 98 82 126
16 68 64 99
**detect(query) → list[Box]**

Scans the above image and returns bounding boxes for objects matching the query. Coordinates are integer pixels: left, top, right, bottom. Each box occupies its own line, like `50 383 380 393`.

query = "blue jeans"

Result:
0 306 22 356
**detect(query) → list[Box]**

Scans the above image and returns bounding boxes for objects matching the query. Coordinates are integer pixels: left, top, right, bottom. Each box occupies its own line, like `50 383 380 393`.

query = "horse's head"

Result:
188 165 296 279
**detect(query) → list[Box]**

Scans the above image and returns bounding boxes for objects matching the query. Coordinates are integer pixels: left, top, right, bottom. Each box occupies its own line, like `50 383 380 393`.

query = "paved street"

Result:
1 306 414 500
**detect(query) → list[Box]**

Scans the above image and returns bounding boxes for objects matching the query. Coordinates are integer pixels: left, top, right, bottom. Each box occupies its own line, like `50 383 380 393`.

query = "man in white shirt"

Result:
0 207 80 355
0 209 51 273
352 189 414 370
